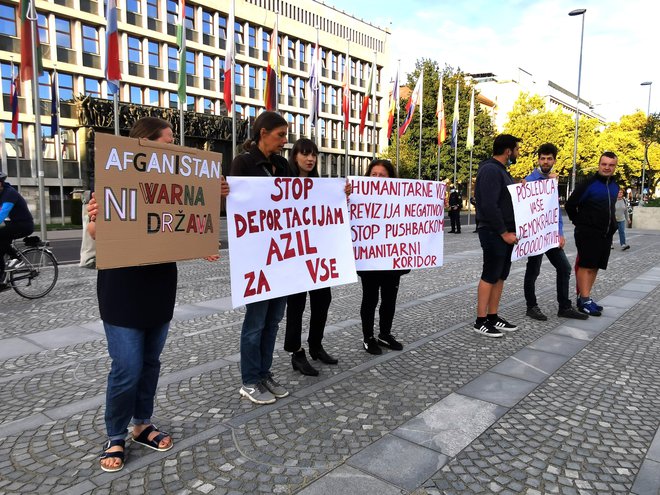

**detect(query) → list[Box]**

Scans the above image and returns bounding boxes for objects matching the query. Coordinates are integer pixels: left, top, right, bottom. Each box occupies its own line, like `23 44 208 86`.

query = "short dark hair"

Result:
493 134 521 156
129 117 173 141
289 138 320 177
242 111 288 151
365 159 397 178
537 143 558 158
600 151 618 161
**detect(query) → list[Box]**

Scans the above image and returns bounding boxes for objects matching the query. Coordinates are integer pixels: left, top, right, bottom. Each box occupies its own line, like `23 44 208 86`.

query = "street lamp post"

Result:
640 81 652 205
569 8 586 195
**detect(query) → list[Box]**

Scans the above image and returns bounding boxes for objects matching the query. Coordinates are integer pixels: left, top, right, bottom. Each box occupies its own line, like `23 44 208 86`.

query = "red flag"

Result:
19 0 43 82
341 54 350 130
359 64 374 136
105 0 121 94
223 0 235 112
264 20 279 111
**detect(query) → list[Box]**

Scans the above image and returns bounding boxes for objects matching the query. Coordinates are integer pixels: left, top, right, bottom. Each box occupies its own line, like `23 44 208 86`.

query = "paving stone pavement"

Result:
0 226 659 494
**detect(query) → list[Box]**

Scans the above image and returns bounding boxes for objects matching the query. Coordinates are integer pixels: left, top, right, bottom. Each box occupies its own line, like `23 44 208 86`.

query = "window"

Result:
321 84 326 103
84 78 101 97
37 13 48 43
166 0 177 25
202 11 213 35
262 31 269 52
297 115 305 135
57 73 74 100
167 46 178 71
55 17 72 48
148 41 159 67
234 21 243 45
299 42 305 64
3 123 23 157
248 66 256 89
248 26 256 47
185 50 194 75
129 85 143 104
126 0 140 13
287 76 294 97
299 79 305 99
331 53 337 72
186 95 194 111
169 92 178 108
145 88 159 105
0 4 17 36
44 128 77 160
1 62 13 96
82 25 99 54
203 55 214 79
234 64 243 85
38 72 50 100
127 36 142 63
203 98 214 114
218 16 226 39
184 4 194 30
219 58 225 82
330 87 337 106
287 39 294 60
147 0 158 19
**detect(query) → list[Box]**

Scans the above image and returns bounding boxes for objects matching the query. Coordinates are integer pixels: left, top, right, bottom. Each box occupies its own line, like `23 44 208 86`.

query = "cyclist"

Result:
0 172 34 287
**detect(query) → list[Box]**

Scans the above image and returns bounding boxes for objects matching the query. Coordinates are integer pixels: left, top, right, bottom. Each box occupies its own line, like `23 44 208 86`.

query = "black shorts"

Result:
574 227 613 270
478 229 513 284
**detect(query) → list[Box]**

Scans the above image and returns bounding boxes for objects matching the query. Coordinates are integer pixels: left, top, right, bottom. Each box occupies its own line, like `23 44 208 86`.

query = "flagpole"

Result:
28 1 47 239
178 0 186 146
52 67 65 225
313 26 320 148
452 80 459 188
395 59 400 174
467 147 474 226
466 87 475 226
417 69 423 179
274 11 279 113
229 0 236 160
436 75 442 182
371 50 377 160
10 59 21 192
343 41 350 177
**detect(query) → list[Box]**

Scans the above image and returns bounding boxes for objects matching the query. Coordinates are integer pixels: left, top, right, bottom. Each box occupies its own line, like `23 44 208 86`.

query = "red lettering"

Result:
306 257 339 282
243 270 271 297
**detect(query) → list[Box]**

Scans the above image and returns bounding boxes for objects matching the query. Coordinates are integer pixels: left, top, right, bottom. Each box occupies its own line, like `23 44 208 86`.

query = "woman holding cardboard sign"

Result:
284 138 349 376
89 117 226 473
229 111 292 405
358 159 409 355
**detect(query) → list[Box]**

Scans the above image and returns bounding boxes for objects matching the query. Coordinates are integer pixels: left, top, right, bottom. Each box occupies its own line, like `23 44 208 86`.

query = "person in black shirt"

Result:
0 172 34 286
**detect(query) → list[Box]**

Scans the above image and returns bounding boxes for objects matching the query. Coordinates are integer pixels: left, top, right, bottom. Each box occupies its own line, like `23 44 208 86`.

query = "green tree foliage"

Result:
503 92 600 181
639 112 660 192
380 59 496 187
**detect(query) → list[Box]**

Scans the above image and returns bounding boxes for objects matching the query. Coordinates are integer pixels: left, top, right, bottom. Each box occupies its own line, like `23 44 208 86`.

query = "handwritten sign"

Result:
226 177 357 307
507 179 560 261
349 177 445 270
94 134 222 269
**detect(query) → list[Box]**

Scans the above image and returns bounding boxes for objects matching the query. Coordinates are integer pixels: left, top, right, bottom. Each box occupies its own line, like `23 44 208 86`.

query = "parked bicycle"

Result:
0 236 58 299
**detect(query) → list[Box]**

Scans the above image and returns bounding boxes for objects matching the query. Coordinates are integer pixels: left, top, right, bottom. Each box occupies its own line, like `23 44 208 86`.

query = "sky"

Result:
324 0 659 122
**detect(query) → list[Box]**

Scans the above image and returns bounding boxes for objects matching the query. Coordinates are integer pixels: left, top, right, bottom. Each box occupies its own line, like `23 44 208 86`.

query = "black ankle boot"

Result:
291 349 319 376
309 345 338 365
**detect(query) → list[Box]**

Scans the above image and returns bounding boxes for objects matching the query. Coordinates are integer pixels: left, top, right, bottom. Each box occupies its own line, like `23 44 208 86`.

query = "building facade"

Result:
0 0 391 221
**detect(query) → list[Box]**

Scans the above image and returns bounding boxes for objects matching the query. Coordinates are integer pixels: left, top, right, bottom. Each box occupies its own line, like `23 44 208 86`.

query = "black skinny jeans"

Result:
284 287 332 352
523 247 572 310
359 271 401 340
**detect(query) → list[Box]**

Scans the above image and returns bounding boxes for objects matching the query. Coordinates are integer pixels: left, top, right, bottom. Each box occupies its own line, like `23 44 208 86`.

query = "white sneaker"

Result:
239 382 276 404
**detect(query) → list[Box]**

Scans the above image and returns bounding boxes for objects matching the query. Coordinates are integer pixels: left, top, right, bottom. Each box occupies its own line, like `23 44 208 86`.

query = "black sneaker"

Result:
557 306 589 320
363 337 382 355
489 316 518 332
473 320 504 338
526 306 547 321
377 333 403 350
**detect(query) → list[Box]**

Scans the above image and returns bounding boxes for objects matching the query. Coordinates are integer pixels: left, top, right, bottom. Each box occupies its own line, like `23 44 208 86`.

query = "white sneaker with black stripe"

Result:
489 316 518 332
473 320 504 338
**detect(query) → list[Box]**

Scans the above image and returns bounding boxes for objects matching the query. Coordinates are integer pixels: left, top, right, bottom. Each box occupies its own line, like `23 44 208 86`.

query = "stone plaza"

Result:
0 223 659 494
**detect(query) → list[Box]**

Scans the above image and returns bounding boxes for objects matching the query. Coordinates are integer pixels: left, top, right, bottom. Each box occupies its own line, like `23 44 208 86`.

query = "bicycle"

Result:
1 236 59 299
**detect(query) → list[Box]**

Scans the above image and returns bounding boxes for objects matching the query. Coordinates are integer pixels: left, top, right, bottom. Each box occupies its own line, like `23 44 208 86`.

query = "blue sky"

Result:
325 0 659 122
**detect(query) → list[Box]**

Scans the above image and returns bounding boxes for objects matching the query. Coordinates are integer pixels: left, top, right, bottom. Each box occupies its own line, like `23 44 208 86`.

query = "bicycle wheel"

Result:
10 247 59 299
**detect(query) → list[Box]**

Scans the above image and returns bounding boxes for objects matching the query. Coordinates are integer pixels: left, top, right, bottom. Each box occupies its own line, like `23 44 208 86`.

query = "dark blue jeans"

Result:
104 322 169 441
523 247 572 310
240 297 287 385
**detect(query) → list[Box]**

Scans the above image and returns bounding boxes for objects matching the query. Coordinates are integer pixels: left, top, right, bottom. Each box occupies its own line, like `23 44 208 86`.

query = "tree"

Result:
380 60 496 190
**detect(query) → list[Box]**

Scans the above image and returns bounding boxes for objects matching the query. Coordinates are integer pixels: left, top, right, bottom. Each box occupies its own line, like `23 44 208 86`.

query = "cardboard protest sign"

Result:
226 177 356 307
507 179 560 261
349 177 445 270
94 133 222 269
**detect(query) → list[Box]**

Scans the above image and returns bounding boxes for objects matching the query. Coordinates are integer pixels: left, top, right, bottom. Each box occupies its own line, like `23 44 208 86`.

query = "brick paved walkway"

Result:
0 225 659 494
